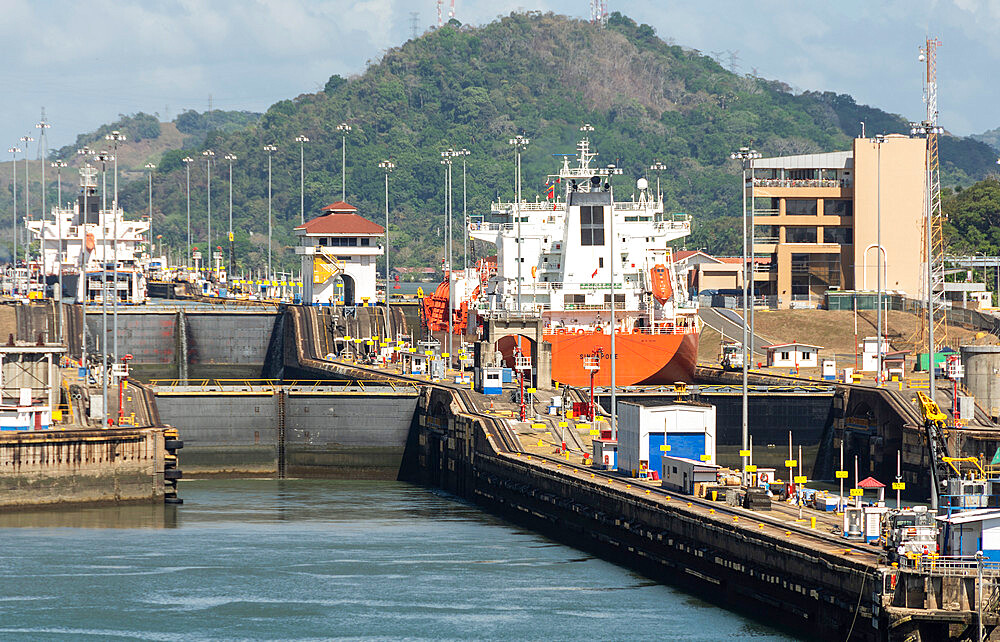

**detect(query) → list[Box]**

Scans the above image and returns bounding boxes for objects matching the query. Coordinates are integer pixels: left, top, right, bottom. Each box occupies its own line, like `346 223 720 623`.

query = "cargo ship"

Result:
422 131 700 386
26 164 151 304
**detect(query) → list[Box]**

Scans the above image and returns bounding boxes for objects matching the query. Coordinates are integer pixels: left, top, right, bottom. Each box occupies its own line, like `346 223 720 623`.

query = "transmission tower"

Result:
437 0 455 26
590 0 608 26
913 37 948 349
410 12 420 39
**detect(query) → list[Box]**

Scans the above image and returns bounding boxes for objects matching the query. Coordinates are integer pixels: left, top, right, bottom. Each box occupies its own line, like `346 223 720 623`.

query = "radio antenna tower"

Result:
913 37 947 350
437 0 442 27
410 12 420 39
590 0 608 26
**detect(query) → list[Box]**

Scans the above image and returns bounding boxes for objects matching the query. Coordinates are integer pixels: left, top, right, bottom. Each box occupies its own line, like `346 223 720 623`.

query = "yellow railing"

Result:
147 379 420 394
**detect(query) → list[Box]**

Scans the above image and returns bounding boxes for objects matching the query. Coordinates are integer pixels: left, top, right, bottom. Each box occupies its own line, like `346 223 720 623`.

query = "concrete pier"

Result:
0 427 168 508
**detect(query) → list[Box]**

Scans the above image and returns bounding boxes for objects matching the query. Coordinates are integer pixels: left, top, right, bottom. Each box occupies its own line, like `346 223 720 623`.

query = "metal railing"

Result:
904 555 1000 577
752 179 851 189
148 379 420 394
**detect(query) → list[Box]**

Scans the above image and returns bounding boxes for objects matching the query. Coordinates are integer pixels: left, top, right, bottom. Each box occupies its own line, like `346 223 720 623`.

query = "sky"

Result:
2 0 999 155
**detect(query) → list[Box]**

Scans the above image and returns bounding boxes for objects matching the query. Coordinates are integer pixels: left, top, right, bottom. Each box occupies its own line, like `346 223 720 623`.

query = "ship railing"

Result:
470 222 514 232
631 324 700 335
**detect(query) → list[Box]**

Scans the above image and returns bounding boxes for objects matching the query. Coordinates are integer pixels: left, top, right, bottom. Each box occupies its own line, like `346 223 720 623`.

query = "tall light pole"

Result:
145 163 156 257
19 136 34 283
379 160 395 326
94 149 113 427
224 154 236 274
508 135 530 311
8 146 20 282
606 160 623 440
51 159 67 343
874 134 886 386
458 148 470 270
202 149 215 273
441 149 455 358
295 135 309 224
182 156 194 270
731 146 761 482
264 144 277 279
105 130 125 372
36 121 50 296
336 123 351 202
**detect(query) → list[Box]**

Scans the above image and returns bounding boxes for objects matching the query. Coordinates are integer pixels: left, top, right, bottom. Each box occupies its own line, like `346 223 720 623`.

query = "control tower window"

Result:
581 206 605 246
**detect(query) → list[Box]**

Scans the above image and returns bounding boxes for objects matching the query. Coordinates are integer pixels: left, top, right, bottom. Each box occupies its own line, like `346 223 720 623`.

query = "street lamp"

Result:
105 130 126 375
144 163 156 256
94 148 113 427
224 154 236 274
264 144 277 279
8 146 20 280
874 133 886 386
202 149 215 271
19 136 34 281
51 159 67 343
379 160 395 322
457 148 471 270
730 146 761 482
605 158 623 441
508 134 530 311
36 121 50 293
336 123 351 202
182 156 194 269
295 135 309 224
441 149 455 359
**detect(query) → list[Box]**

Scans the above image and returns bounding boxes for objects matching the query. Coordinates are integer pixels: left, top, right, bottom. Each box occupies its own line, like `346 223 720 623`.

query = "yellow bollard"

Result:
759 524 764 529
711 490 717 501
785 531 792 536
709 508 715 514
627 484 631 489
733 516 739 522
810 516 816 529
645 490 650 495
686 502 692 507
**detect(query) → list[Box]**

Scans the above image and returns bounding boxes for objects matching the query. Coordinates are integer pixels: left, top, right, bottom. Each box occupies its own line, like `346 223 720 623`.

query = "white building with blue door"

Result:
937 509 1000 559
617 400 716 479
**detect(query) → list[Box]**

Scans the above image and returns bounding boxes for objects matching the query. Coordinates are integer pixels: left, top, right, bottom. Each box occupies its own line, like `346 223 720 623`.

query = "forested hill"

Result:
34 12 1000 268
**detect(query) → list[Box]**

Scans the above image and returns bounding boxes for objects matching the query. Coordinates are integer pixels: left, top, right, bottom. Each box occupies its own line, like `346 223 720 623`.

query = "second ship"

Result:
422 131 700 386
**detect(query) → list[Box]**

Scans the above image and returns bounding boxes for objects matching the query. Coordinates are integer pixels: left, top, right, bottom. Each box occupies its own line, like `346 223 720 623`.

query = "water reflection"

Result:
0 502 178 529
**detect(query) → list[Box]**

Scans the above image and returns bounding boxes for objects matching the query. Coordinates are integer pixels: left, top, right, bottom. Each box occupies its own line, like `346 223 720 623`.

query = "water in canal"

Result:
0 479 797 640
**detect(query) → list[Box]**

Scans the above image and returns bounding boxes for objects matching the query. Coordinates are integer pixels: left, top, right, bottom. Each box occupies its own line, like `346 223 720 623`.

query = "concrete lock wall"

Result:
184 313 276 368
153 394 278 475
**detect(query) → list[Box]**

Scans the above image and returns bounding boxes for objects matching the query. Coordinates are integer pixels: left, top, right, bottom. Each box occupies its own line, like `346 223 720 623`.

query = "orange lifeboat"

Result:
650 264 673 304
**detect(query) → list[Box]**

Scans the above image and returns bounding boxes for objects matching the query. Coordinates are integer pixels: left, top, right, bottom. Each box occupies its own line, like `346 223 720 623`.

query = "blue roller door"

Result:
665 433 705 462
647 433 665 476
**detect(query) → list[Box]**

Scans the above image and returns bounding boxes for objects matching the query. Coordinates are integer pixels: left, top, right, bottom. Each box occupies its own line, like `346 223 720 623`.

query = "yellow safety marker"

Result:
739 449 751 457
892 482 906 490
794 475 808 484
785 531 792 536
645 490 650 495
686 502 692 507
626 484 631 489
850 488 864 497
785 459 797 468
758 524 765 529
835 470 849 479
558 421 568 428
746 465 757 473
732 516 739 522
537 439 544 447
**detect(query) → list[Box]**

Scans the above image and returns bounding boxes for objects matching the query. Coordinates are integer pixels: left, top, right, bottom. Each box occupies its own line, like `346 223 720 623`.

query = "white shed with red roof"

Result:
294 201 384 306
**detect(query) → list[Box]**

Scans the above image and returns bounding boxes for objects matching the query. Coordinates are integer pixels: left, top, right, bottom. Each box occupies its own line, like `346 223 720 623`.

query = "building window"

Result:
785 199 818 216
788 169 817 181
823 227 853 245
824 200 853 216
786 227 817 243
361 238 370 246
599 257 604 268
580 206 605 246
780 351 790 360
802 351 812 360
319 237 328 246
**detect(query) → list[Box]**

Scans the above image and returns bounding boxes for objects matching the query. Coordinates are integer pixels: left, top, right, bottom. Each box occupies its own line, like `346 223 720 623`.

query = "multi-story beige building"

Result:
751 135 926 308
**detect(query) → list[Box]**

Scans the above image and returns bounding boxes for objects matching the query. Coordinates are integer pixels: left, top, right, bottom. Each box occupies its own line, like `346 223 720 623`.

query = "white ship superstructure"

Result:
468 135 695 332
26 164 149 304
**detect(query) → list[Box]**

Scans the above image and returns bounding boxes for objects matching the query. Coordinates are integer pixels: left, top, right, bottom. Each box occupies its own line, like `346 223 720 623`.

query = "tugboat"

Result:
422 129 700 386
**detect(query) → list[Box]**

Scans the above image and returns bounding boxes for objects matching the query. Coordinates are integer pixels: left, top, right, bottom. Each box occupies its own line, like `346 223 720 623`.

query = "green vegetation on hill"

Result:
943 177 1000 255
5 11 1000 272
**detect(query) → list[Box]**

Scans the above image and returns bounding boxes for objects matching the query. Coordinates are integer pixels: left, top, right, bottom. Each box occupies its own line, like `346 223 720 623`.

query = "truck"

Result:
882 506 938 562
720 342 744 370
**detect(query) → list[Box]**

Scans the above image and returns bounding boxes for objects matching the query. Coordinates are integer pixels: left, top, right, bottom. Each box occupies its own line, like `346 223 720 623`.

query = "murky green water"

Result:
0 479 796 640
